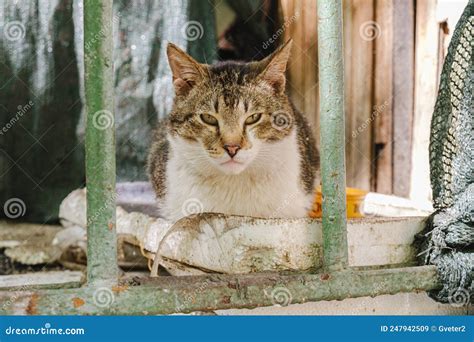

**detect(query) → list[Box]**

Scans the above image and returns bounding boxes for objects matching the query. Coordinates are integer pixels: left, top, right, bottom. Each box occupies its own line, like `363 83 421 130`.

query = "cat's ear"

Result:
167 43 207 96
257 40 292 93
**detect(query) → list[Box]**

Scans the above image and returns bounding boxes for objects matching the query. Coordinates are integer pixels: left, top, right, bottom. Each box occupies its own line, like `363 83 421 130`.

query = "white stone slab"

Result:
59 188 427 275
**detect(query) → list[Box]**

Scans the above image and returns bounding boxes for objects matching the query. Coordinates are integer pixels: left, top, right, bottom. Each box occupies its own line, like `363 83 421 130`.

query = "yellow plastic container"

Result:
309 187 367 218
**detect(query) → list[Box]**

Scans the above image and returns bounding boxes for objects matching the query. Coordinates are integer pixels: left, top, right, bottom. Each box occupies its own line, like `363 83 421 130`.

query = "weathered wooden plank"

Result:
410 0 439 202
437 21 449 71
303 0 319 149
392 0 415 197
373 0 393 194
343 0 353 186
281 0 320 148
0 271 84 290
283 0 303 111
344 0 374 191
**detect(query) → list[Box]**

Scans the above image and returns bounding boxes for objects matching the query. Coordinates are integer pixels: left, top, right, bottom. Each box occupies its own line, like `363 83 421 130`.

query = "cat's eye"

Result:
244 113 262 125
200 114 218 126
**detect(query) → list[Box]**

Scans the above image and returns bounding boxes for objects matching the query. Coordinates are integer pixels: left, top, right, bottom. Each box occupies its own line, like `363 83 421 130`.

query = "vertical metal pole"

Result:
317 0 348 271
84 0 118 285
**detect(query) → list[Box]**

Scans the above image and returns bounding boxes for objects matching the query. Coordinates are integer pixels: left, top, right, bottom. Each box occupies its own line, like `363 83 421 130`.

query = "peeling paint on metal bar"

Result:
84 0 118 285
317 0 348 271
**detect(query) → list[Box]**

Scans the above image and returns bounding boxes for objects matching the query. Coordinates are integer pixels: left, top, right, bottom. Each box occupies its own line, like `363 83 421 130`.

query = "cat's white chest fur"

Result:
162 130 313 222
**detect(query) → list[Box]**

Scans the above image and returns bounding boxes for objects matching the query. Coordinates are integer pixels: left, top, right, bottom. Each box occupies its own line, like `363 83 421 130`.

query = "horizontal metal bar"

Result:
0 266 440 315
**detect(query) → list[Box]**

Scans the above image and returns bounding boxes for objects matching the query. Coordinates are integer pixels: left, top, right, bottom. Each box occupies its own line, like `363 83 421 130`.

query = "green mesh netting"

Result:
418 0 473 306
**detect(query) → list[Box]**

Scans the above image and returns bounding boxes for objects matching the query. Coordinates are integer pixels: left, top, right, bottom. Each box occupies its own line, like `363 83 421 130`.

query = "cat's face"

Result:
166 41 294 175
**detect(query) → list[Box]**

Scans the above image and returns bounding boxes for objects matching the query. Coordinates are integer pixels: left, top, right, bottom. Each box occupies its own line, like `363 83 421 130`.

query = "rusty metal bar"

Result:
84 0 118 285
317 0 348 271
0 266 440 315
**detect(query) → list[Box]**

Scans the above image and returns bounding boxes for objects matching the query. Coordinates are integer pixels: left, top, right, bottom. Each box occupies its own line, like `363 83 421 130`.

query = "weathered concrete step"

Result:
59 188 428 275
0 271 84 290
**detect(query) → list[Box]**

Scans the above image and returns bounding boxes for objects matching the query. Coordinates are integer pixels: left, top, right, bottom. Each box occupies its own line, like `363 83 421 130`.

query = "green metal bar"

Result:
0 266 440 315
317 0 348 271
84 0 118 285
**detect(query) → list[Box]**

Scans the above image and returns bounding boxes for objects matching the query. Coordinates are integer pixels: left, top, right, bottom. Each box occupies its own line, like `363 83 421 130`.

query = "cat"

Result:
147 40 319 222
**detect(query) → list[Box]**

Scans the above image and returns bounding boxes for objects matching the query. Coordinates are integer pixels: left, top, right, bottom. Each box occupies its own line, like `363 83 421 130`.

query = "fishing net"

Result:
418 0 473 306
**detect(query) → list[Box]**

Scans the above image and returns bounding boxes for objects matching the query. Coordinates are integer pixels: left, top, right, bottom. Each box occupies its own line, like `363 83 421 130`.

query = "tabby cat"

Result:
147 41 319 221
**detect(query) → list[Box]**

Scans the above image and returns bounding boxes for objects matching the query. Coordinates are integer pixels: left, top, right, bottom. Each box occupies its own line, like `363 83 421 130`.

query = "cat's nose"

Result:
223 144 241 158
